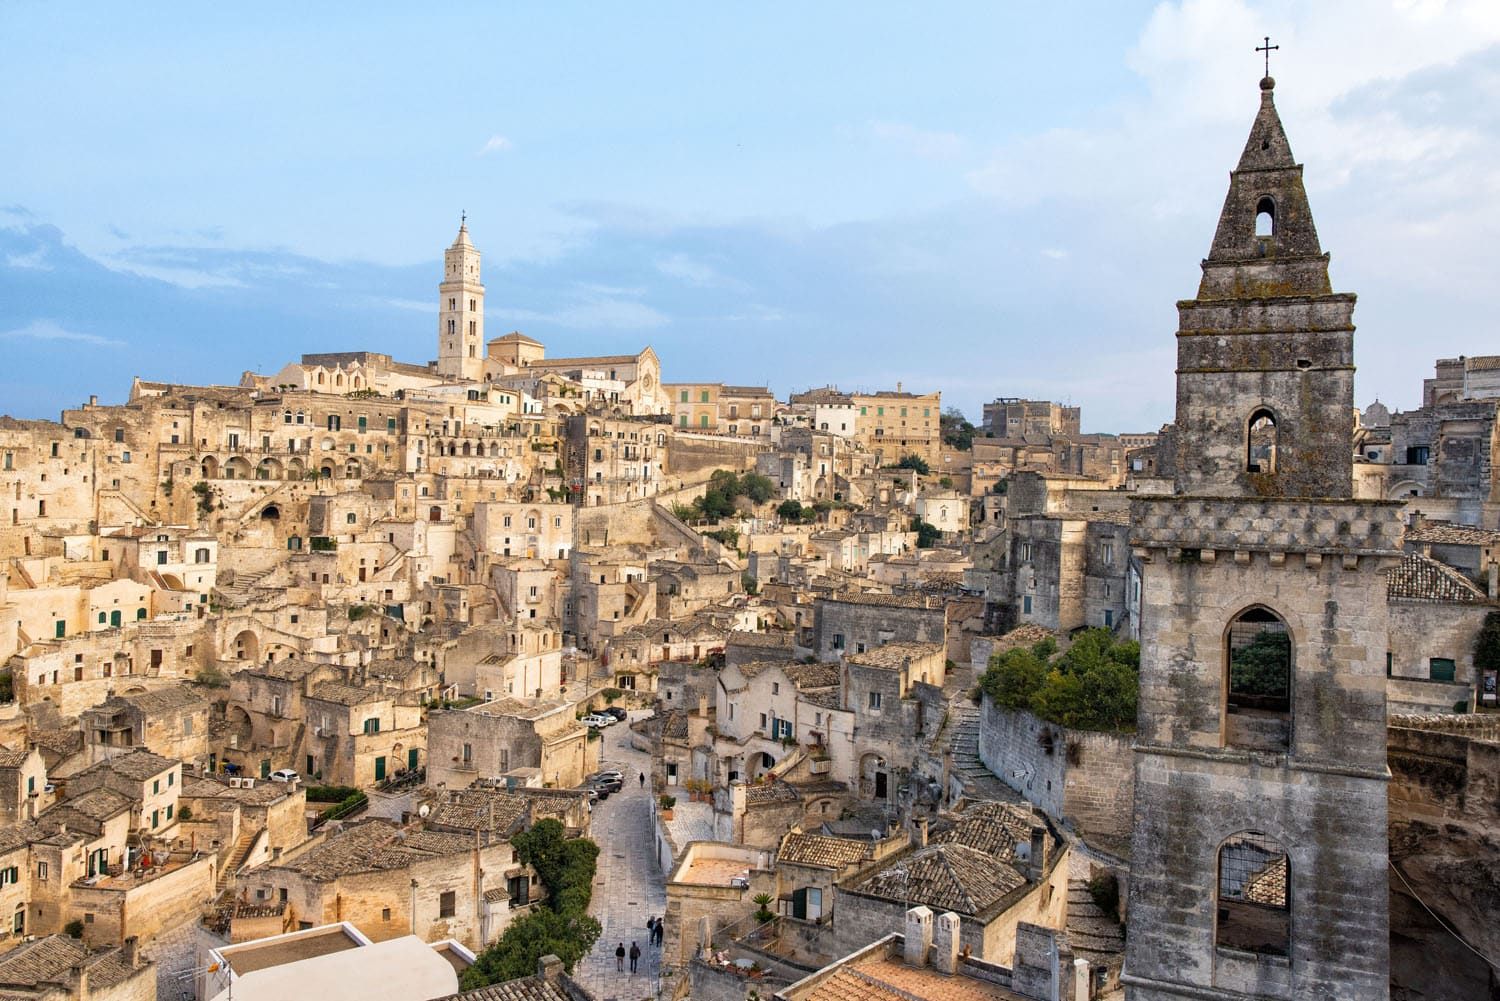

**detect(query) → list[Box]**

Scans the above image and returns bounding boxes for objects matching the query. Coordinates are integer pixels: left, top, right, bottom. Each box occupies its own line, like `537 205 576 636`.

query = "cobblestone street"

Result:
573 714 670 1001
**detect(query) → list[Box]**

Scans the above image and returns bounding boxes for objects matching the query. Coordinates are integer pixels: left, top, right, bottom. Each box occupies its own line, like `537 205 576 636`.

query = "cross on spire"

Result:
460 209 467 228
1256 36 1279 78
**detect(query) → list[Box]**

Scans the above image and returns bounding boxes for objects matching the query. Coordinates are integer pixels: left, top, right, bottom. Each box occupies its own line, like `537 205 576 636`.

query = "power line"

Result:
1389 860 1499 972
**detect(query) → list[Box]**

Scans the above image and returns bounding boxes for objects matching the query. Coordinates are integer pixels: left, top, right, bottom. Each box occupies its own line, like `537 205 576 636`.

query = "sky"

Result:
4 1 1500 430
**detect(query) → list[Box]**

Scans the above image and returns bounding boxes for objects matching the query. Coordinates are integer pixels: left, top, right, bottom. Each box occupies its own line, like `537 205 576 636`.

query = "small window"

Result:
439 890 456 918
1247 409 1278 474
869 692 882 710
1429 658 1457 682
1254 196 1275 237
1217 832 1289 956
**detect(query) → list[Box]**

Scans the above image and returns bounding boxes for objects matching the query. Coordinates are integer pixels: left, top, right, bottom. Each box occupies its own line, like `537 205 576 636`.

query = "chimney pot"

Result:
903 906 933 968
933 911 961 975
1029 825 1048 882
537 954 564 981
123 936 139 968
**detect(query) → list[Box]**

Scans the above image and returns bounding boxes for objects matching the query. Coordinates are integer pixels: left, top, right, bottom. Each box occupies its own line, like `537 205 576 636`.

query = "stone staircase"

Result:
946 701 1020 803
216 832 256 892
214 568 274 608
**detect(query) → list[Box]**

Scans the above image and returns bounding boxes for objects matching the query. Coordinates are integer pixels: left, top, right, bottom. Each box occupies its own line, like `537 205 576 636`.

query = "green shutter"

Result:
1429 658 1457 682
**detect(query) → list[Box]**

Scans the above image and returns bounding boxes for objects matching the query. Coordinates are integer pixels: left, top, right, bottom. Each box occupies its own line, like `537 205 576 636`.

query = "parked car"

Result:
604 706 629 721
580 714 614 728
269 769 299 783
596 769 624 783
590 771 624 793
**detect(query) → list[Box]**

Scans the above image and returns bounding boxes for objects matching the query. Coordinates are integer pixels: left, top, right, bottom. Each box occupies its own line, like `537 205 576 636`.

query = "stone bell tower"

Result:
1122 74 1401 1000
436 218 485 382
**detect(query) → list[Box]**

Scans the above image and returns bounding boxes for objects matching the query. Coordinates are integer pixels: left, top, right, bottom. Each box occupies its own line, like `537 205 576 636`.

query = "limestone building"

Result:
1123 75 1400 999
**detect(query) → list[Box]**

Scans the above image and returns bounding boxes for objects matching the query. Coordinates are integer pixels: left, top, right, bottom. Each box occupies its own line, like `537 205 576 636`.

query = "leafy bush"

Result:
684 470 776 523
601 687 622 703
1088 872 1120 918
706 527 740 547
64 920 84 939
659 794 676 810
776 499 804 521
305 785 361 802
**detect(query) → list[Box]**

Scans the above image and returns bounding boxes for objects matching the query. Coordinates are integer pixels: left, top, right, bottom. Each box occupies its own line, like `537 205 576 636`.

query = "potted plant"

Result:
659 793 676 820
752 892 774 925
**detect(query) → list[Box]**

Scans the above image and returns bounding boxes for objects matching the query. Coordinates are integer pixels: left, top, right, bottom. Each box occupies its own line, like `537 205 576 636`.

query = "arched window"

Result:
1217 832 1289 956
1255 196 1275 237
1225 606 1291 750
283 410 293 424
1246 408 1278 474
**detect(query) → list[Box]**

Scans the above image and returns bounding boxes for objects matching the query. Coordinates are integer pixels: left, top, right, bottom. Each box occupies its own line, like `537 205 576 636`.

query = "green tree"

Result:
1474 610 1500 673
981 647 1049 709
896 454 931 475
940 407 976 451
776 499 804 521
463 820 602 989
740 472 775 503
911 518 942 548
1228 631 1291 698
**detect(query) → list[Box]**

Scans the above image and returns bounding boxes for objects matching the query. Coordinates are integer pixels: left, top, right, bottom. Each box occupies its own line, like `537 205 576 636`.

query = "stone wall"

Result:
977 697 1134 850
71 852 217 948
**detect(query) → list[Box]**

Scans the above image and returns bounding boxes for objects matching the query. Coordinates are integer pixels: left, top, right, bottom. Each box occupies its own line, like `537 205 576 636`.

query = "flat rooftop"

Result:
676 856 750 887
219 925 362 974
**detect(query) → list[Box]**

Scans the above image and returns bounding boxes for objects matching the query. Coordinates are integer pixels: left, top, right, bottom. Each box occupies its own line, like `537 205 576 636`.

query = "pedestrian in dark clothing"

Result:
615 943 625 971
654 919 664 946
629 941 641 973
639 771 645 789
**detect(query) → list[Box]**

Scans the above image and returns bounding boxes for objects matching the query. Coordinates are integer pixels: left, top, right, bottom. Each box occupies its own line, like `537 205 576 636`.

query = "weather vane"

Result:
1256 36 1279 77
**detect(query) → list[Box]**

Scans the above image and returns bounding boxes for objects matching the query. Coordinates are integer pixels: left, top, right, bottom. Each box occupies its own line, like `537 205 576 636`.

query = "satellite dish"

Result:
418 804 431 818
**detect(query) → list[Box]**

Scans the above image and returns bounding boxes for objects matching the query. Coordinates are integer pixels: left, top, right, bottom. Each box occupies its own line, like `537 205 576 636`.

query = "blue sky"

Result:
4 2 1500 429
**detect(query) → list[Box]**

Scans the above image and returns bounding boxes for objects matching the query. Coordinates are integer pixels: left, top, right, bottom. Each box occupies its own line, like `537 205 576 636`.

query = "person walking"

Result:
638 771 645 789
615 942 625 972
654 918 664 947
629 941 641 974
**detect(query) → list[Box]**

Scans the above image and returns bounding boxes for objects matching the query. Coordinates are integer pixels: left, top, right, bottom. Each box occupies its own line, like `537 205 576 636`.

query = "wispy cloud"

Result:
870 121 966 160
479 134 513 156
4 247 50 270
1040 248 1069 260
0 319 124 348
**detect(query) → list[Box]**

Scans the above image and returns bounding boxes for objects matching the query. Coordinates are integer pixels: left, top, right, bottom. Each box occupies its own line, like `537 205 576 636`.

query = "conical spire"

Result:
1234 77 1297 171
1197 76 1330 298
451 211 473 248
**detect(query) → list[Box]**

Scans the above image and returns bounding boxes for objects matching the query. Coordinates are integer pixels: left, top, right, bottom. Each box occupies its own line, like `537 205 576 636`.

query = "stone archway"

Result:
231 629 259 662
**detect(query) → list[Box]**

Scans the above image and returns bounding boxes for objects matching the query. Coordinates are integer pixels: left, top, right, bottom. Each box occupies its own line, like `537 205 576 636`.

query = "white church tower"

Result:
436 217 484 381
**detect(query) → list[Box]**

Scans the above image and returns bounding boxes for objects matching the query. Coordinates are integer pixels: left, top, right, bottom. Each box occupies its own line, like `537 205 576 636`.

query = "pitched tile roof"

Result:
0 935 141 989
930 800 1044 864
275 819 473 880
1386 552 1491 604
850 843 1026 915
1406 521 1500 546
785 662 839 691
0 746 32 769
434 975 572 1001
778 832 873 869
78 748 178 782
308 681 386 707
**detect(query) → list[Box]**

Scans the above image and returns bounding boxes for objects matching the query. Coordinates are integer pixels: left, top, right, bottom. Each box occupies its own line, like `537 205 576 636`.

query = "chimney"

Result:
70 964 88 1000
933 911 961 974
1488 561 1498 600
123 936 139 968
911 816 928 849
903 905 933 967
88 395 98 407
1029 826 1048 883
698 916 714 958
537 954 564 981
696 694 708 718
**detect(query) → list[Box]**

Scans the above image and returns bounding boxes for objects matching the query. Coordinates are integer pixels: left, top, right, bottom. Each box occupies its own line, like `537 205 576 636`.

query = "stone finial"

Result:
903 906 933 968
